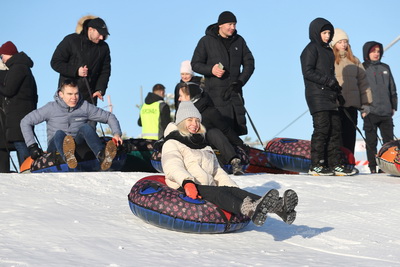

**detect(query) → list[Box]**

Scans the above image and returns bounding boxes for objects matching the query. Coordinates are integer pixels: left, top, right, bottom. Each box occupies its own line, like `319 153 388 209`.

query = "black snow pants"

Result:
206 128 238 164
310 110 342 167
338 107 358 154
363 113 394 170
195 185 260 215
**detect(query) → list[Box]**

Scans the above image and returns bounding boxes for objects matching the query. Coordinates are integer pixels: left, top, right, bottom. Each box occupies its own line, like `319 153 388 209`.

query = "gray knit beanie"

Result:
175 101 202 124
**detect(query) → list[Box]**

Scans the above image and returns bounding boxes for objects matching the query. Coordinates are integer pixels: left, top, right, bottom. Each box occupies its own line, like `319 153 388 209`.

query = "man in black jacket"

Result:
51 16 111 106
191 11 254 136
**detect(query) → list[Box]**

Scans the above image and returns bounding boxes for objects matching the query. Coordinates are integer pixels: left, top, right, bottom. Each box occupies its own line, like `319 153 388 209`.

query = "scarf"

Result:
164 130 208 149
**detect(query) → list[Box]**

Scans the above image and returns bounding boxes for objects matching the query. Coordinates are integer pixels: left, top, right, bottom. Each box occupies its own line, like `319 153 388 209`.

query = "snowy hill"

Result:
1 171 400 266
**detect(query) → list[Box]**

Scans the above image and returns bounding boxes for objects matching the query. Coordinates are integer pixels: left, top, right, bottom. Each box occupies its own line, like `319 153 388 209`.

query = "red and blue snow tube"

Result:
265 137 356 173
128 175 250 234
150 146 297 174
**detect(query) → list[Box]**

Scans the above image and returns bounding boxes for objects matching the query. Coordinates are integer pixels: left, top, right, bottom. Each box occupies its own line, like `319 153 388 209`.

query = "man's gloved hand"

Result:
183 181 201 199
326 78 342 92
360 105 370 117
28 143 43 160
231 80 243 93
223 81 243 100
337 94 346 107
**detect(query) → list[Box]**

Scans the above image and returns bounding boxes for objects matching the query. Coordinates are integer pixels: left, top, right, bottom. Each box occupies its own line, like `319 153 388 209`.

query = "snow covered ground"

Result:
1 170 400 267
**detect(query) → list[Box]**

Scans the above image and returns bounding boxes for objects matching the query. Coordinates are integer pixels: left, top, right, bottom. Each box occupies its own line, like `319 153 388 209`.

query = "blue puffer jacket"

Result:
20 91 122 147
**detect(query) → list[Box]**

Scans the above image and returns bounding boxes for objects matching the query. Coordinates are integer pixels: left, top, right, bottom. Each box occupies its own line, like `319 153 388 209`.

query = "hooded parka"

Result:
362 41 397 117
50 16 111 105
191 23 254 135
301 18 338 115
0 52 37 146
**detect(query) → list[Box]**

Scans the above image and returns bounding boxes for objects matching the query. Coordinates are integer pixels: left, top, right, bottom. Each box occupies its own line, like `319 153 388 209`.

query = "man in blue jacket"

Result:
20 79 123 171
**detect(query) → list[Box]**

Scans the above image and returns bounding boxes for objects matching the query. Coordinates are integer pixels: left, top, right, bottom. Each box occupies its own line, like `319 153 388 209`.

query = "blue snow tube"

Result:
128 175 250 234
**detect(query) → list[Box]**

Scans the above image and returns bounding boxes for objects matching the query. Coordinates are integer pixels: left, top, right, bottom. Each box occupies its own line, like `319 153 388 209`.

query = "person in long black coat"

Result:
300 18 354 176
191 11 254 136
0 63 10 172
51 15 111 106
0 41 37 172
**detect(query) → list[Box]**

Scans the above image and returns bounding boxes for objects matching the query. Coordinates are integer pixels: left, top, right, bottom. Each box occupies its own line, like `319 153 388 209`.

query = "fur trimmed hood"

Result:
75 15 98 34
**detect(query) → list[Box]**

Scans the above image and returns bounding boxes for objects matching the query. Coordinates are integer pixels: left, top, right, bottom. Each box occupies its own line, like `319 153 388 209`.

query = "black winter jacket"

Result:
300 18 338 115
51 31 111 104
191 24 254 135
362 41 397 116
192 92 244 147
0 52 37 146
174 75 203 111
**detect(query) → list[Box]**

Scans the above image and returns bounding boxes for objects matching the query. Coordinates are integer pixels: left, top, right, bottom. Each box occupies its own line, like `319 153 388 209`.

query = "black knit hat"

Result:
218 11 237 25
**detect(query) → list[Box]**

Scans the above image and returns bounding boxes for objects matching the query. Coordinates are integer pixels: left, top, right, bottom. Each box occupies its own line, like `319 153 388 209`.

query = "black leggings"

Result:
196 185 260 215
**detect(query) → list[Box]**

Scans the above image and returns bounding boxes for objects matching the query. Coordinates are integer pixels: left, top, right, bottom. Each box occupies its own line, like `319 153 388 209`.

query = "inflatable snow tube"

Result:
128 175 250 234
150 144 297 174
120 138 157 172
376 140 400 176
21 137 126 173
265 137 356 173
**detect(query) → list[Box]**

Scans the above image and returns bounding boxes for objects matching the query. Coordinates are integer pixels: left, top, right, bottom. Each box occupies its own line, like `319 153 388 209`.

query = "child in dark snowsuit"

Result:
300 18 354 176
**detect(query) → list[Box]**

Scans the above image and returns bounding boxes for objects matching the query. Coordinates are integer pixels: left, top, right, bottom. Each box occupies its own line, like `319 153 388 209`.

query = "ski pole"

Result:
342 107 372 151
237 93 267 151
83 77 105 137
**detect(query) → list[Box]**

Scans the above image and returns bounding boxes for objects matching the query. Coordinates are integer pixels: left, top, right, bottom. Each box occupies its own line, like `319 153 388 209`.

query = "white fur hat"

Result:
330 28 349 48
175 101 201 124
180 60 193 75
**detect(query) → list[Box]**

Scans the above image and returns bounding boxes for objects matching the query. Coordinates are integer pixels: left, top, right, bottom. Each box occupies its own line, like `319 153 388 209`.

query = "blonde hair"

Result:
333 43 358 65
176 119 206 137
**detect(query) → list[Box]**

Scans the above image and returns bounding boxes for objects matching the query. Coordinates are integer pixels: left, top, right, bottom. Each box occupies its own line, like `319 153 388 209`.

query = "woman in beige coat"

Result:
161 101 298 226
331 28 373 154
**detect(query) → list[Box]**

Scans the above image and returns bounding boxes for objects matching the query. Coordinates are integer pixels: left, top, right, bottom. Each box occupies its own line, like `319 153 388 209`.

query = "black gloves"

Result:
28 143 43 160
231 80 243 93
337 94 346 107
223 80 243 100
326 78 342 92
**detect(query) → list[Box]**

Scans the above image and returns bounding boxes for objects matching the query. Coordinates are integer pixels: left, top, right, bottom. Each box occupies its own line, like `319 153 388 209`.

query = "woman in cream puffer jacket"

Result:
162 115 238 190
160 101 298 226
331 28 372 154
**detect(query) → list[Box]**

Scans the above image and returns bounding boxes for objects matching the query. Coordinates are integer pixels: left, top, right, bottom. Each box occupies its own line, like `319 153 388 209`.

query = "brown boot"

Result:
63 135 77 169
98 140 117 171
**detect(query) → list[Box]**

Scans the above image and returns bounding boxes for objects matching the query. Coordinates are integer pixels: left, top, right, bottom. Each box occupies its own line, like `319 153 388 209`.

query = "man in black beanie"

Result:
191 11 255 137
